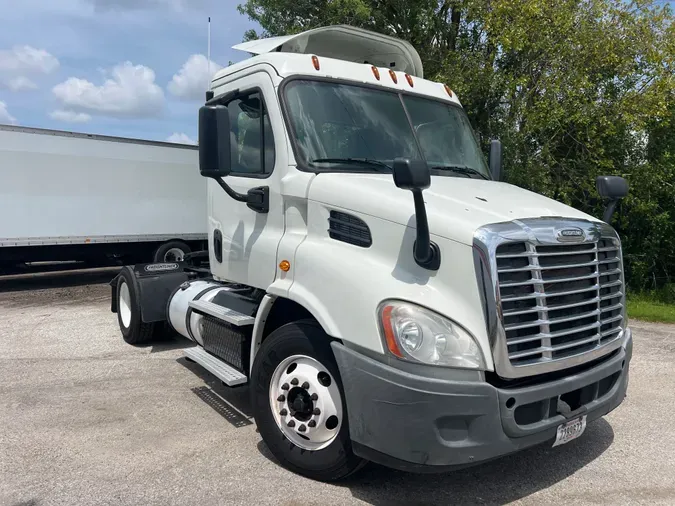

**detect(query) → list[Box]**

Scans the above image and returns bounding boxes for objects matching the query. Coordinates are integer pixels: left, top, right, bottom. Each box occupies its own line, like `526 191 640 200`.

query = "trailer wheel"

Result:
116 267 156 344
251 320 366 481
153 241 191 263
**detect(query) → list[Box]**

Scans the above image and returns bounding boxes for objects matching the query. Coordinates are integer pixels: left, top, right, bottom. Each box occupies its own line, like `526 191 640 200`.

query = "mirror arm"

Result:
603 199 619 224
411 189 441 271
213 177 248 203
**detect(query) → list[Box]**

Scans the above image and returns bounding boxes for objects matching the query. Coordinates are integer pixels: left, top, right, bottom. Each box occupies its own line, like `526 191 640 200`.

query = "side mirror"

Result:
393 158 430 190
198 104 231 178
392 158 440 271
596 176 628 224
489 139 502 181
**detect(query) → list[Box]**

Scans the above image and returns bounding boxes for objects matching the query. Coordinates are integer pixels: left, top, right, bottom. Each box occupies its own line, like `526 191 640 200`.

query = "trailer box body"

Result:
0 125 207 267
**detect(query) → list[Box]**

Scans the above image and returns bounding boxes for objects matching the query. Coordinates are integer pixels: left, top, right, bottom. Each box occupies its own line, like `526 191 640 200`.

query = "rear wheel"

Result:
116 267 157 344
251 321 366 481
153 241 191 263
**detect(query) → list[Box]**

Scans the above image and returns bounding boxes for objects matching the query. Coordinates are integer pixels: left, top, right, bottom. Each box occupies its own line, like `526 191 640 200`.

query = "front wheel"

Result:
251 321 366 481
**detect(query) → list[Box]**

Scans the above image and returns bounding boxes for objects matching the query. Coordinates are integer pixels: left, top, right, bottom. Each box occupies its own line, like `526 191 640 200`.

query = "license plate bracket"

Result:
552 414 587 447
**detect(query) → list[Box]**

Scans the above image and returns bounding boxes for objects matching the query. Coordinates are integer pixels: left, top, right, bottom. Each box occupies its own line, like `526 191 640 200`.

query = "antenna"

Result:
205 16 214 101
207 16 211 87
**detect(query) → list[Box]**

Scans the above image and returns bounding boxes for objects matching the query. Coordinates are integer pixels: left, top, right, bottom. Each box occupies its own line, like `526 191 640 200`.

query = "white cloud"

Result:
167 132 197 144
52 62 164 118
168 54 222 101
0 46 59 91
0 101 17 124
7 76 38 91
50 110 92 123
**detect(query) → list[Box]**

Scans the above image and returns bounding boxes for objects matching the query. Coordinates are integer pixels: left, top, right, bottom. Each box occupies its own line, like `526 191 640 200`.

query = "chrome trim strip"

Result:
473 217 627 379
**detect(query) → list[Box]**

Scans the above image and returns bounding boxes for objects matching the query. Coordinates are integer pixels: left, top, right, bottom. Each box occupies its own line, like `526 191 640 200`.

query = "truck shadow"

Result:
177 357 254 427
342 418 614 505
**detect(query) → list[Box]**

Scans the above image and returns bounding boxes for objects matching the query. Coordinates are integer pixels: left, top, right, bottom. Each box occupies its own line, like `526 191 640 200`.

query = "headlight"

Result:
378 301 485 369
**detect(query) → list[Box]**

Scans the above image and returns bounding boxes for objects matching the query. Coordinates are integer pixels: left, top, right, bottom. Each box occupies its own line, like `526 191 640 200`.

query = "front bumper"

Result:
332 329 632 472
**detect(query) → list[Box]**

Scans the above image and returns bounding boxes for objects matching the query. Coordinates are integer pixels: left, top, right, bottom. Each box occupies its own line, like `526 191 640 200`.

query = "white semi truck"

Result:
110 25 632 481
0 125 207 273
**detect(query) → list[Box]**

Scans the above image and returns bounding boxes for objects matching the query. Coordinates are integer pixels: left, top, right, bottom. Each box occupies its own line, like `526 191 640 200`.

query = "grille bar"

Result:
496 235 625 369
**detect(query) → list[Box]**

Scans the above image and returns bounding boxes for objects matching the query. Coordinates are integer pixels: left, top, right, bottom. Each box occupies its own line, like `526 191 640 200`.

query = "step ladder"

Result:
184 347 248 386
189 299 255 326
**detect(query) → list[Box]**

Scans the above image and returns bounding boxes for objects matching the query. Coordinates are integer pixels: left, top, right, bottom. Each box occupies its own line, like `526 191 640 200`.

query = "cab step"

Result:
189 299 255 326
184 347 248 386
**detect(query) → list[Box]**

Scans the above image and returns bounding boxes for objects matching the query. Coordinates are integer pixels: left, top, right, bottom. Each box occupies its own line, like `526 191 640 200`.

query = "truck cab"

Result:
111 25 632 481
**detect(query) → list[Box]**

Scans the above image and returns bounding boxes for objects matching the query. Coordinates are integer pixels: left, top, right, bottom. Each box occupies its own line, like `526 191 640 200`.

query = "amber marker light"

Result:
311 55 320 71
444 84 454 97
279 260 291 272
371 65 380 80
381 305 404 358
389 69 398 83
405 74 414 87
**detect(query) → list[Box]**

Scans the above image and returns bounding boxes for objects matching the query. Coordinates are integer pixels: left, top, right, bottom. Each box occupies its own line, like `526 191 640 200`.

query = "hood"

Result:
308 173 599 245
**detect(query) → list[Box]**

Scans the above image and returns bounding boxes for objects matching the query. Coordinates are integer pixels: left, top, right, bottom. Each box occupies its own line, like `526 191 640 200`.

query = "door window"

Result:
226 91 275 176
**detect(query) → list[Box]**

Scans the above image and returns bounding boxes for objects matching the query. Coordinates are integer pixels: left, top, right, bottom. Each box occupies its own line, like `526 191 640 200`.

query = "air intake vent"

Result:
328 211 372 248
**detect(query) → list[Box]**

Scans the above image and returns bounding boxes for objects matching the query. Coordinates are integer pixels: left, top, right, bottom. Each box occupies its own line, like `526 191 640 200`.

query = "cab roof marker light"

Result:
311 55 320 71
389 69 398 84
405 73 414 87
371 65 380 80
444 84 454 98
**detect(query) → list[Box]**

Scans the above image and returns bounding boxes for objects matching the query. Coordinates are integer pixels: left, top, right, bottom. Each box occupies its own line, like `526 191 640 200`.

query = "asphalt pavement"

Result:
1 271 674 505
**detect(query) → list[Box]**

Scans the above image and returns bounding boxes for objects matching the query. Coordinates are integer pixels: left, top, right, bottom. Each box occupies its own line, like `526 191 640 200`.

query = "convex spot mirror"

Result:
596 176 628 199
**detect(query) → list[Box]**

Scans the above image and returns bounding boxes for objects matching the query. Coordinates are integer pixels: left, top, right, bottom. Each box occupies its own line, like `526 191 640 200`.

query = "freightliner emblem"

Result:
556 227 585 242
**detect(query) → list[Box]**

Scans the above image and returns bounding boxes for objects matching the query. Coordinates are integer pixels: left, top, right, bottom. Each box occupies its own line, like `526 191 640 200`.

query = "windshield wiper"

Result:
311 158 392 173
430 164 489 180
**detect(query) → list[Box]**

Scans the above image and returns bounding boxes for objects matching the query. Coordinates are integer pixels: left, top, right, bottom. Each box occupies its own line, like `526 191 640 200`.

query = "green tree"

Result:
238 0 675 292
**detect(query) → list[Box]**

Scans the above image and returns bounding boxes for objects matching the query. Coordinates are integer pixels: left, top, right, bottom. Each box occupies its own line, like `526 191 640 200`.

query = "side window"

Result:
226 91 275 176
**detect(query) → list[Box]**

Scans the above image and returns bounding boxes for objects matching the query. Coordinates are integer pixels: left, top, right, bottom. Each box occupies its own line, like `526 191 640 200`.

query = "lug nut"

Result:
291 378 299 385
313 408 321 416
298 424 307 433
301 381 310 389
310 393 318 401
277 394 286 402
308 420 316 428
281 383 289 391
287 420 295 428
280 409 288 416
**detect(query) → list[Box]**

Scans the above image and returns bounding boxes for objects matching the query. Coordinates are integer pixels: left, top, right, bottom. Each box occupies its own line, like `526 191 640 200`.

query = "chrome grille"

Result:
496 239 623 366
473 218 627 378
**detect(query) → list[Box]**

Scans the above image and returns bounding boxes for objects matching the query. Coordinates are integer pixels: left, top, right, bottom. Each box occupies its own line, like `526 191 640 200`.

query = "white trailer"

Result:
0 125 207 271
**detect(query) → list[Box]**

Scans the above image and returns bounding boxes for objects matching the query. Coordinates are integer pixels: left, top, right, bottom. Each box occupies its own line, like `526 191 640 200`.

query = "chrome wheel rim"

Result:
269 354 343 451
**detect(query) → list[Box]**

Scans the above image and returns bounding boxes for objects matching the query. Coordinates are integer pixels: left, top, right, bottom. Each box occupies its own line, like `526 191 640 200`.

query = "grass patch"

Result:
627 293 675 323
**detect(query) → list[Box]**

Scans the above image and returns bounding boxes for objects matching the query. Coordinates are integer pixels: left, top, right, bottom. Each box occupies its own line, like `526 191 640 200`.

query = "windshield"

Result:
283 79 490 178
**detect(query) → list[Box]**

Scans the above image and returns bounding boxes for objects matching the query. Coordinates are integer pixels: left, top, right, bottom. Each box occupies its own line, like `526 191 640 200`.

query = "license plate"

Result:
552 415 587 447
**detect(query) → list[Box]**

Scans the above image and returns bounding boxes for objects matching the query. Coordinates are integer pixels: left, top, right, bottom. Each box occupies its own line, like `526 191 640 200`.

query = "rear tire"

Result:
251 320 366 481
153 241 191 263
116 266 157 344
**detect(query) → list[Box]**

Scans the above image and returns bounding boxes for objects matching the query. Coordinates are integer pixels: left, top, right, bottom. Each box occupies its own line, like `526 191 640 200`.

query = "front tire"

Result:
116 267 157 345
251 321 366 481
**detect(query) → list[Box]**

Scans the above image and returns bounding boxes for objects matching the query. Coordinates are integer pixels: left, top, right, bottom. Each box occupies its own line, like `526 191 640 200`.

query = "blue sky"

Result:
0 0 259 144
